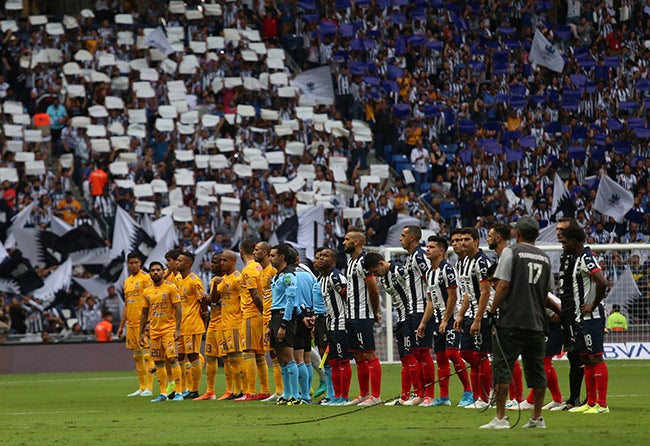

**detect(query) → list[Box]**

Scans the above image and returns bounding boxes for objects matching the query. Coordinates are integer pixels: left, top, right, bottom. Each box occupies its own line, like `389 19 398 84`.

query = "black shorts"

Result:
395 321 409 358
576 318 605 356
560 309 579 350
328 329 352 360
492 327 546 389
408 312 434 350
313 315 328 349
432 318 454 353
545 322 563 357
346 318 376 352
460 316 492 353
293 317 312 351
445 328 462 350
269 312 296 349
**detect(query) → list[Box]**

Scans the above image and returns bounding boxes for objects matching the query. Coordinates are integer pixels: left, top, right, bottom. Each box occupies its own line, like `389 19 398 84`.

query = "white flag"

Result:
191 236 214 274
529 29 565 73
551 173 576 218
32 259 72 304
291 66 335 105
145 27 173 56
606 266 641 311
297 205 325 260
593 174 634 223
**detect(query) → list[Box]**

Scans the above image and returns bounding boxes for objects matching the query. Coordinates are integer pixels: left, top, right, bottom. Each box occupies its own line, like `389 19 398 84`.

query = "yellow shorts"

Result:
181 333 203 355
242 315 265 353
205 330 225 358
126 325 148 350
150 333 177 362
222 328 241 354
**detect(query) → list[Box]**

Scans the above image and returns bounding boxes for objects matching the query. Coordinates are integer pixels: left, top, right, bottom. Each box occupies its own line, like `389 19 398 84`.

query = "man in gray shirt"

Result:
480 216 555 430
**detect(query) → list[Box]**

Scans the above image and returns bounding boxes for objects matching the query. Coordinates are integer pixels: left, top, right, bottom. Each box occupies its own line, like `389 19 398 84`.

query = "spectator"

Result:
605 304 628 333
94 311 114 342
101 286 123 333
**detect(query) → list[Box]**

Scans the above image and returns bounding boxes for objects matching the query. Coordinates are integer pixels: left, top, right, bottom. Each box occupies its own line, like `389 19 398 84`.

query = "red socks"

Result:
400 357 412 400
339 359 352 399
544 356 562 403
476 352 492 402
448 349 471 392
461 350 480 399
593 361 609 407
509 360 523 402
356 358 369 397
584 363 597 407
330 359 341 398
405 353 422 398
435 351 451 398
413 349 435 398
367 357 382 398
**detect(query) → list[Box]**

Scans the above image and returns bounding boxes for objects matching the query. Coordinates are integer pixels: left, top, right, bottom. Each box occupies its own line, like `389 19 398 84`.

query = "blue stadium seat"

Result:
383 145 393 162
392 154 408 166
420 182 431 193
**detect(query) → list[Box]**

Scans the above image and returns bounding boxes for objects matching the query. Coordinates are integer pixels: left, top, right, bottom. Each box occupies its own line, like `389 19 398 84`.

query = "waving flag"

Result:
551 173 576 219
529 29 565 73
594 174 634 222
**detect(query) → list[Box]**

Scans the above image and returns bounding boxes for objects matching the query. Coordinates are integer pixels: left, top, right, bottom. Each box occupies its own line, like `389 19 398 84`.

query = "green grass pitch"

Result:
2 361 649 445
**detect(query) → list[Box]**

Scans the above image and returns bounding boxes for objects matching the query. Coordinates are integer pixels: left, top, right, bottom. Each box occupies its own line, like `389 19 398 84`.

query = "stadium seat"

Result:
391 154 408 167
383 145 393 162
439 201 460 224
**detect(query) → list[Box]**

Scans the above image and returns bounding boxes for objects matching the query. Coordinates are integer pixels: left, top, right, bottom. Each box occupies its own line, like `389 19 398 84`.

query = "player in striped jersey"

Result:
342 231 382 407
449 229 474 407
419 235 469 407
314 247 352 406
453 227 493 409
364 252 413 406
562 227 610 414
400 226 436 406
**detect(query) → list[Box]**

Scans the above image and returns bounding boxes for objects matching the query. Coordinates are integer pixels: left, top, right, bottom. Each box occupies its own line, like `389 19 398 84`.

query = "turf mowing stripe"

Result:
0 376 133 385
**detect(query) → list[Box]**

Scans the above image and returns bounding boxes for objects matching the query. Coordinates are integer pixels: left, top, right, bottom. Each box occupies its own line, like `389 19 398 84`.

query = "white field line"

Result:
0 376 133 385
4 410 105 415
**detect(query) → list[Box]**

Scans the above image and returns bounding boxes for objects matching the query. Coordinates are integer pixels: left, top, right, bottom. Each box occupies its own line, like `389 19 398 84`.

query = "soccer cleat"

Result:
166 382 175 395
234 394 257 402
262 393 281 402
313 382 327 399
333 397 349 406
479 416 510 429
172 393 184 401
318 398 332 405
403 396 423 406
419 397 435 407
194 391 216 401
344 394 369 405
432 397 452 407
150 394 168 402
228 392 243 400
508 400 534 411
216 391 233 401
187 391 199 400
277 397 297 406
583 404 610 414
300 399 312 405
140 389 153 397
384 398 408 406
522 417 546 428
458 391 474 407
465 399 490 409
127 389 143 397
544 400 567 411
568 403 593 413
181 391 192 399
358 396 382 407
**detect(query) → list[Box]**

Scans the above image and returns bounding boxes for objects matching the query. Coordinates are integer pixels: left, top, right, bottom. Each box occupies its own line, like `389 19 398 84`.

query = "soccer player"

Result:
481 216 554 429
294 257 317 404
164 248 184 394
418 235 459 406
236 239 270 401
453 227 493 409
562 226 610 414
310 252 329 401
399 226 436 406
214 250 246 400
118 252 154 397
448 229 474 407
556 217 585 409
195 252 224 401
364 252 411 406
313 248 351 405
267 243 300 405
139 261 184 402
342 231 382 407
176 251 207 400
254 241 281 401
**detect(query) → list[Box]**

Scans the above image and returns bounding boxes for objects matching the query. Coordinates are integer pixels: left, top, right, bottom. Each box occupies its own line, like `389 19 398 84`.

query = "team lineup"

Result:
118 219 610 427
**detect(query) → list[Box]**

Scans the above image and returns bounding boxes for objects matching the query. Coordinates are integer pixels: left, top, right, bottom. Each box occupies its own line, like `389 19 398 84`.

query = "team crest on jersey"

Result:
283 275 292 285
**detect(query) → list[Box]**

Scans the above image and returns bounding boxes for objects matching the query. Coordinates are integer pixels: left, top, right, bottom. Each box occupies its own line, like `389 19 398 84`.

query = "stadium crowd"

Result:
2 0 650 338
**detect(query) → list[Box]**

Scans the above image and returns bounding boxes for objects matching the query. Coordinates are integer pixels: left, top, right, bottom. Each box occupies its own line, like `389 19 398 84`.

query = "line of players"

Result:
119 221 608 410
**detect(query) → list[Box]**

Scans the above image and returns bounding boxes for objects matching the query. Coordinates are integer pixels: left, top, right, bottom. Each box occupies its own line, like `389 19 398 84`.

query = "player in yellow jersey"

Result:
139 261 184 402
118 252 154 397
233 239 270 401
214 250 246 400
254 241 282 402
176 251 207 400
195 252 224 401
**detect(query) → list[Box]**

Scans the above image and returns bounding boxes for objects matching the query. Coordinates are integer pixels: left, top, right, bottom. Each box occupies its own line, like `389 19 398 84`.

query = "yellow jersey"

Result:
144 281 181 338
177 272 206 335
241 260 264 319
219 270 243 330
207 275 222 332
259 263 277 321
123 270 153 327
